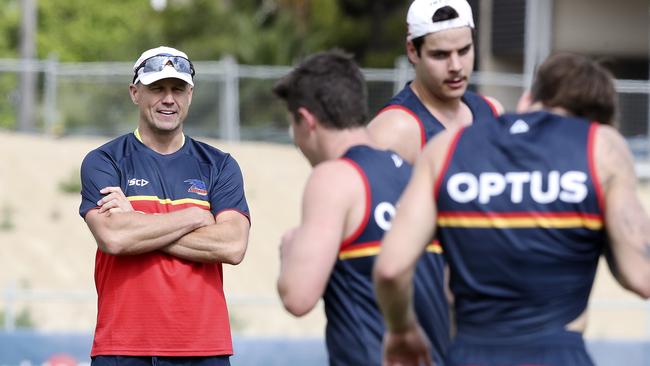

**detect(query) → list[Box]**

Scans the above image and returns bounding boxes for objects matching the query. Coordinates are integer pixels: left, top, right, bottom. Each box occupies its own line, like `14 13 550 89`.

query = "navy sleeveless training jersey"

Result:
434 111 605 362
379 83 498 146
79 132 249 356
323 145 449 366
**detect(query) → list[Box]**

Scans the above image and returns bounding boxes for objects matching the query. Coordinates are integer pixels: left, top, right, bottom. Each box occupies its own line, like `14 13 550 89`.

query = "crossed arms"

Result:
84 186 250 264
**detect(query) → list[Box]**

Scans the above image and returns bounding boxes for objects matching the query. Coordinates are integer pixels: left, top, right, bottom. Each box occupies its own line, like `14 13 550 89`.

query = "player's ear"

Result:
186 85 194 106
406 40 419 64
129 84 139 105
296 107 318 131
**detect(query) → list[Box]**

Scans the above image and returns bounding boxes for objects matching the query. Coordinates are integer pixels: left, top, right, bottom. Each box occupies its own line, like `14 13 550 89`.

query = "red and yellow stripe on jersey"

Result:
339 240 442 260
437 211 603 230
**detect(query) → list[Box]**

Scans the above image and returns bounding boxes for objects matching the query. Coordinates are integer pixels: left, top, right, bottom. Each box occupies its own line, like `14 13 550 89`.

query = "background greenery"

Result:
1 0 409 66
0 0 412 134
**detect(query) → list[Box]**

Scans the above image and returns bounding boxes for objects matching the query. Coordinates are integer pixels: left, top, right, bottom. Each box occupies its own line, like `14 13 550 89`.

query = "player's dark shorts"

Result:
445 330 594 366
91 356 231 366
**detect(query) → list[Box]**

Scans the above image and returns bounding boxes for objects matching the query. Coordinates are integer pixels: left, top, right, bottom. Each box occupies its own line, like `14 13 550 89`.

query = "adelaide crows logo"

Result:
184 179 208 196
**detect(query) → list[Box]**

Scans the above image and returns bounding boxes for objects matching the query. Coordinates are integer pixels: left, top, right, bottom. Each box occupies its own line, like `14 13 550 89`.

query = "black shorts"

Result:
445 330 594 366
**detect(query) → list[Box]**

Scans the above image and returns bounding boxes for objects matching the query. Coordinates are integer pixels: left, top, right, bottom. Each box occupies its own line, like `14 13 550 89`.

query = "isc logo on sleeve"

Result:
128 178 149 187
447 171 588 204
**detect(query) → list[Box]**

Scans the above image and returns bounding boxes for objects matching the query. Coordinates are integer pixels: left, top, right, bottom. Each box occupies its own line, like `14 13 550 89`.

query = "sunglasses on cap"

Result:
132 54 196 83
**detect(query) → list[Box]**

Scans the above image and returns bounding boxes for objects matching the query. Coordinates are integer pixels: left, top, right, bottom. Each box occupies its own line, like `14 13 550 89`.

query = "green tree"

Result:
0 0 410 132
147 0 304 65
0 1 21 129
38 0 160 61
5 0 409 65
144 0 409 66
0 0 20 57
331 0 409 67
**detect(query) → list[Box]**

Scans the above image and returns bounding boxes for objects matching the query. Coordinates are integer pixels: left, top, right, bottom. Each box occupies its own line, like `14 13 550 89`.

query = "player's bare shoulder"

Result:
483 95 505 116
368 108 423 163
368 107 422 140
305 159 365 203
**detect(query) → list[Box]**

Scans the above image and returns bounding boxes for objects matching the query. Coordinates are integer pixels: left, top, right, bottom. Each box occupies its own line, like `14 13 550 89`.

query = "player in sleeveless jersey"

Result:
368 0 502 165
79 46 250 365
369 3 501 351
274 50 449 365
374 53 650 366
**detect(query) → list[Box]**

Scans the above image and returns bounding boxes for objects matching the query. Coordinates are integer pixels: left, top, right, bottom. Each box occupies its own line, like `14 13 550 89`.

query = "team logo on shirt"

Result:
509 119 530 134
184 179 208 196
391 154 404 168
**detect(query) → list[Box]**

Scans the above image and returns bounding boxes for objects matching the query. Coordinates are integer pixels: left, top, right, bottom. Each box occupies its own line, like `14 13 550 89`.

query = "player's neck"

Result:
411 81 469 129
412 79 463 106
135 127 185 155
528 102 570 117
321 127 374 160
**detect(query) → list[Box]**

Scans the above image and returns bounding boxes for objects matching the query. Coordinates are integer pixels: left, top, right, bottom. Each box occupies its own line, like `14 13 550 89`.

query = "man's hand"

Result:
97 187 135 215
196 207 217 227
382 323 434 366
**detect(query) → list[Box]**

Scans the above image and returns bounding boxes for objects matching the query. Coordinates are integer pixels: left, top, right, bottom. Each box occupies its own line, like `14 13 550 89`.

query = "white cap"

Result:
132 46 194 86
407 0 475 41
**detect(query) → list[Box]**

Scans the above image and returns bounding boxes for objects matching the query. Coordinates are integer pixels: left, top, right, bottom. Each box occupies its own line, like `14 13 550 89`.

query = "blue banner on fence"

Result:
0 331 648 366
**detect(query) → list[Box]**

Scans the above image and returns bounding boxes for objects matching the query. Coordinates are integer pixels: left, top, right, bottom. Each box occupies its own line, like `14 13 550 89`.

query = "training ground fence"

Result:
0 56 649 151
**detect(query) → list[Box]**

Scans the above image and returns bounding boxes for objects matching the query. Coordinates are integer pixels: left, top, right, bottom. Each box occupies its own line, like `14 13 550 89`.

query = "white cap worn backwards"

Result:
407 0 475 41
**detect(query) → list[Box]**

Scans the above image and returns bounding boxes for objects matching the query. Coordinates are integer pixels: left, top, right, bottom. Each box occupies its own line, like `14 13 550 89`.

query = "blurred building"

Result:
472 0 649 138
